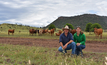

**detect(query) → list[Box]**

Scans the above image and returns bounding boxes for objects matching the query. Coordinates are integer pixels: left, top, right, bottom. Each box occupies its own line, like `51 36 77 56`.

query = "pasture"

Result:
0 24 107 65
0 28 107 42
0 44 106 65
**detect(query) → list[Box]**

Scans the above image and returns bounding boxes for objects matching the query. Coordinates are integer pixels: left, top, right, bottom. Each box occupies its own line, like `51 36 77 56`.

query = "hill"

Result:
0 23 39 32
46 14 107 30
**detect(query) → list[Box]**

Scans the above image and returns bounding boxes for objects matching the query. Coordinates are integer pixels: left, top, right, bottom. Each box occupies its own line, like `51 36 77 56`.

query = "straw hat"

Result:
62 25 69 30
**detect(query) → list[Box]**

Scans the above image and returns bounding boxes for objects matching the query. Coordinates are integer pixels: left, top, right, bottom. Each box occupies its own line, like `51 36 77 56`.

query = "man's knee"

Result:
58 46 62 52
71 42 76 46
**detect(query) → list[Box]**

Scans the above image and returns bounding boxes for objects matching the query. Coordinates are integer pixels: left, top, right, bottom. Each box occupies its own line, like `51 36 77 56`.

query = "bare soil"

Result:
0 37 107 53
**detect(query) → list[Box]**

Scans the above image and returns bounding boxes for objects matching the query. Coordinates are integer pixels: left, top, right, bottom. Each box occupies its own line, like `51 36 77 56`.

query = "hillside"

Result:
46 14 107 30
0 23 38 32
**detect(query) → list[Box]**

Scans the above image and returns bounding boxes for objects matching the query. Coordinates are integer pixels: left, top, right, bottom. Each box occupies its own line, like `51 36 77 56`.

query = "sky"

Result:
0 0 107 27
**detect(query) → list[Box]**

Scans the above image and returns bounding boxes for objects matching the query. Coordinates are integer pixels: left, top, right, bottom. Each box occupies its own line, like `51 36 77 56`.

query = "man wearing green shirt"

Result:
74 26 86 56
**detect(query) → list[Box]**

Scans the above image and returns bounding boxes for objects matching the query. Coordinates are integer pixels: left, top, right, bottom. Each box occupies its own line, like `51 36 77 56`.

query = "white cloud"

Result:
0 0 107 27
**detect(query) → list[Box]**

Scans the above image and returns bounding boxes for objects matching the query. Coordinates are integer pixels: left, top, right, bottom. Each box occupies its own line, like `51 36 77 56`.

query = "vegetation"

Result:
64 23 74 29
90 23 102 32
0 23 107 65
48 24 56 30
85 22 92 32
85 23 102 34
0 44 106 65
0 23 39 32
0 23 107 42
46 14 107 30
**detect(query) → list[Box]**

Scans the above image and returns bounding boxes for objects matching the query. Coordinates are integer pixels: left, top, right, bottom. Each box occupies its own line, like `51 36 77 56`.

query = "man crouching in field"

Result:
58 25 76 56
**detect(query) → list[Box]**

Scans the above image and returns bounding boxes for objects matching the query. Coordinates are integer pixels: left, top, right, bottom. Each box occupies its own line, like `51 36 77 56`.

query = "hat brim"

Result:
62 28 70 31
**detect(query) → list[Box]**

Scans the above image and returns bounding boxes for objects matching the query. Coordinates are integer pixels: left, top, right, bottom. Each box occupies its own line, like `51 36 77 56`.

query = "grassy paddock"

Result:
0 44 106 65
0 31 107 41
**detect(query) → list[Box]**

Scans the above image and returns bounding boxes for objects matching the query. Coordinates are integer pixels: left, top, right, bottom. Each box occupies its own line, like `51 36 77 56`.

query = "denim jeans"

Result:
75 45 85 55
58 42 76 54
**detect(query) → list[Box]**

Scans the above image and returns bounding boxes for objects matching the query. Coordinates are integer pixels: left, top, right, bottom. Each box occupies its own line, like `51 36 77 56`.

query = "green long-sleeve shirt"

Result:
74 33 86 45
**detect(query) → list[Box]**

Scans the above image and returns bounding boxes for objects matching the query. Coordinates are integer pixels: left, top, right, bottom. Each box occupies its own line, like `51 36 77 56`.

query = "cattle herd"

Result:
8 28 76 36
8 28 103 38
29 28 55 36
29 28 77 36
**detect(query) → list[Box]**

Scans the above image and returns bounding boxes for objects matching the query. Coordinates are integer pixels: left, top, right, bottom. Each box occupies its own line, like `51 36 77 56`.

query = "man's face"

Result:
64 29 69 34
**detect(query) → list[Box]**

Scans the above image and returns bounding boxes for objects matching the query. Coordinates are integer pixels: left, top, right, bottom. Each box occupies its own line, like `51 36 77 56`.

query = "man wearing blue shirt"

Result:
58 25 76 55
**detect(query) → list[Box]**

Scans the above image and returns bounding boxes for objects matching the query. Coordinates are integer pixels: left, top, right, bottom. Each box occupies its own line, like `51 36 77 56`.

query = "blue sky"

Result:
0 0 107 27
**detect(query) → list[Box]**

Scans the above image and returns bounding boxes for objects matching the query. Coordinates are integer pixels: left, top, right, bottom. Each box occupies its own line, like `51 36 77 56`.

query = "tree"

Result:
90 23 102 32
9 27 11 29
48 24 56 30
1 27 2 31
65 23 74 29
85 22 92 34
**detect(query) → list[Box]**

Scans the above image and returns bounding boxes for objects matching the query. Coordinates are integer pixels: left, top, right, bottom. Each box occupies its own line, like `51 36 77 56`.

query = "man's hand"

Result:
62 44 68 49
77 43 80 46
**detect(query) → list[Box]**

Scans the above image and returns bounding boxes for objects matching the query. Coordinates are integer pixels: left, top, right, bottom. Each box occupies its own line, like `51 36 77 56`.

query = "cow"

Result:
8 29 15 35
45 29 48 33
94 28 103 39
70 29 76 35
42 29 46 34
55 33 60 36
38 29 43 35
48 30 51 34
59 30 62 34
55 30 63 36
42 29 48 34
50 28 55 36
29 29 39 36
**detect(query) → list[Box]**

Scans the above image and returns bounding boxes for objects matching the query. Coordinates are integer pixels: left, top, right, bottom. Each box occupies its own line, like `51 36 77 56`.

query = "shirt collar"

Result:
63 32 70 37
76 32 81 36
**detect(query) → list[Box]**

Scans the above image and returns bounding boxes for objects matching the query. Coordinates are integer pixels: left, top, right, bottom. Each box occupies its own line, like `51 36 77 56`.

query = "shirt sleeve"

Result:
74 34 77 44
80 34 86 45
59 35 62 43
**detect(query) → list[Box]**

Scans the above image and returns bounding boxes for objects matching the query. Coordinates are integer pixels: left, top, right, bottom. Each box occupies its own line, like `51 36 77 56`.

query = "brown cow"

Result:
94 28 103 39
8 29 15 35
70 29 76 35
42 29 46 34
42 29 48 34
50 28 55 36
55 33 60 36
45 29 48 33
29 29 39 36
59 30 62 34
55 30 62 36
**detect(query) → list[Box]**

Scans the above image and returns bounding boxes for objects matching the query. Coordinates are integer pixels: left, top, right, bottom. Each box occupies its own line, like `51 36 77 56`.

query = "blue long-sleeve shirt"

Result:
59 32 74 45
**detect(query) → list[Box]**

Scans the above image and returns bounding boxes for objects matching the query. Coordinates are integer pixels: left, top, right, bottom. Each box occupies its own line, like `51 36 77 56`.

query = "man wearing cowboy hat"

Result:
58 25 76 55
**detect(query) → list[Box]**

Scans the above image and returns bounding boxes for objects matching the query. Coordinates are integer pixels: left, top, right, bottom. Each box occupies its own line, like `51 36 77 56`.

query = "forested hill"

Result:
46 14 107 30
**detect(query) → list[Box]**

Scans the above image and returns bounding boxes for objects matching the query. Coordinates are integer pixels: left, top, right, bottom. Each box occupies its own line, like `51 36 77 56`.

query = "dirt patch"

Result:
0 37 107 53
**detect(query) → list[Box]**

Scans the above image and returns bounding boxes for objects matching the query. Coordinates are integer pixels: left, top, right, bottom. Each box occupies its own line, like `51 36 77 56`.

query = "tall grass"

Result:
0 44 106 65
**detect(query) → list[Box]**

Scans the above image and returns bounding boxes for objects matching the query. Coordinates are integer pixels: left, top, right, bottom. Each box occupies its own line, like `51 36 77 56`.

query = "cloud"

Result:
0 0 107 27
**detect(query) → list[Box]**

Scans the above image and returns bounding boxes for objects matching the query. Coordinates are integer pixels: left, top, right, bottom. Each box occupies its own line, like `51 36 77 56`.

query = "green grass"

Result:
0 31 107 42
0 44 106 65
0 23 107 41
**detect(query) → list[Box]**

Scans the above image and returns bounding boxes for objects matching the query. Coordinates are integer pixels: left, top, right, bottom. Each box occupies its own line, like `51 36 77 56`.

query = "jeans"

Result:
58 42 76 54
75 45 85 55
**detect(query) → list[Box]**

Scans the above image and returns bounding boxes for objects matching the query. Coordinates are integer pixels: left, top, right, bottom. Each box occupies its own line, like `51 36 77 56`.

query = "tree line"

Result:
48 23 102 33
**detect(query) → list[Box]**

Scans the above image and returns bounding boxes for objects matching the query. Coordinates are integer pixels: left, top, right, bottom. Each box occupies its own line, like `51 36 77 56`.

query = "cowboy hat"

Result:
62 25 69 30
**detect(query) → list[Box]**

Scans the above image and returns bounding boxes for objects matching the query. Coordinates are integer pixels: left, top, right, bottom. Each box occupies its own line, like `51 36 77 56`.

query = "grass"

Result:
0 23 107 41
0 31 107 42
0 24 107 65
0 44 106 65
